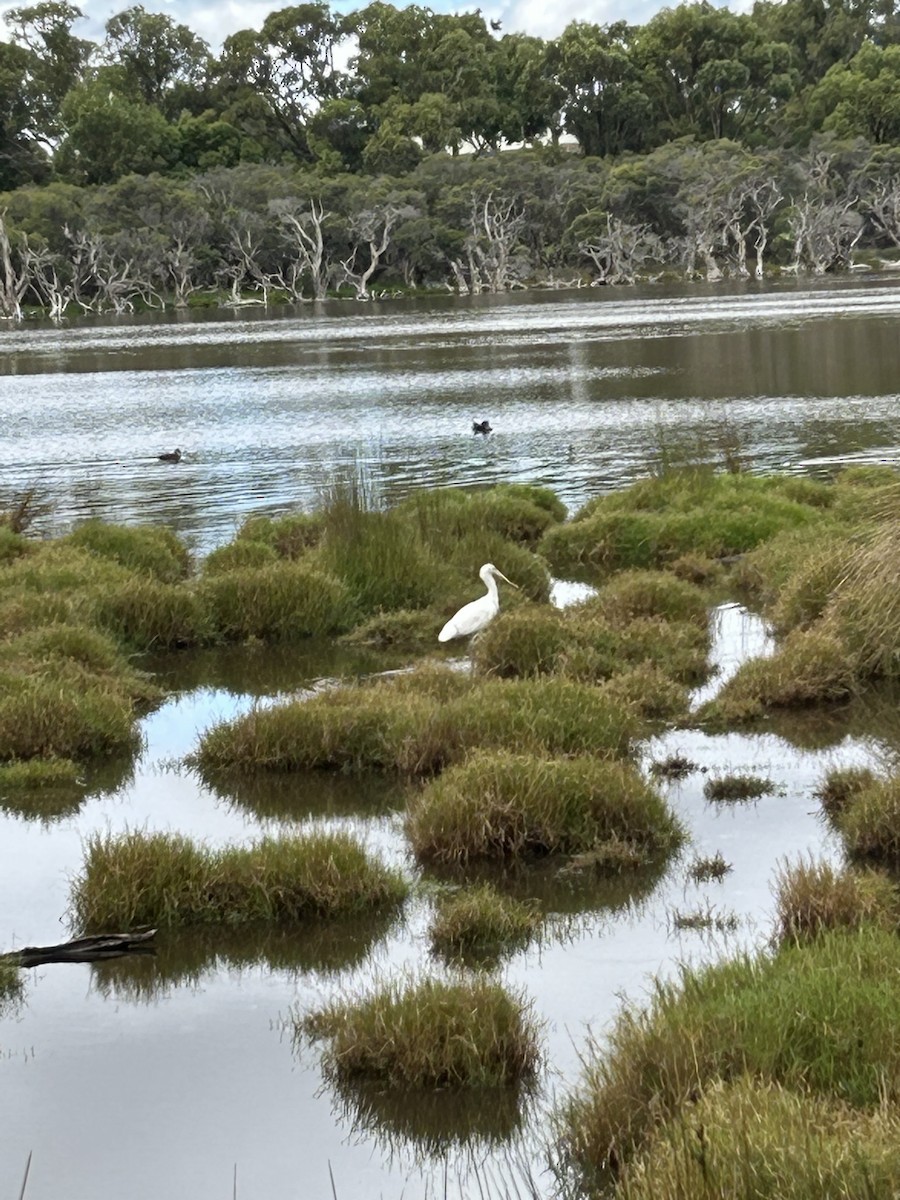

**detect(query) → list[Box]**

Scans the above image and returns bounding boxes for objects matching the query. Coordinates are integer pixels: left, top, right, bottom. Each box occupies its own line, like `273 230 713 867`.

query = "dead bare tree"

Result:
578 214 664 284
271 197 332 301
451 191 528 294
341 203 413 300
0 211 29 321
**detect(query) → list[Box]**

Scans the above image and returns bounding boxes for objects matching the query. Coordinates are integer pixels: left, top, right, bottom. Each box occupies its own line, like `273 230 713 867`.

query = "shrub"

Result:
558 927 900 1185
616 1077 900 1200
0 526 29 564
300 976 541 1087
70 829 409 929
66 520 190 582
199 561 356 640
772 858 899 945
429 883 541 962
406 751 684 865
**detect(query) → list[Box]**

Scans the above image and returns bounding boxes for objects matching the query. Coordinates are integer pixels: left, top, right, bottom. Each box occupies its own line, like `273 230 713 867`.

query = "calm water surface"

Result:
2 279 900 1199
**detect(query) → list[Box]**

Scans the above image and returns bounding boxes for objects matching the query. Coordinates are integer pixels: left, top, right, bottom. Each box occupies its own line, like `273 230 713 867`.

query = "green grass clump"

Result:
399 483 565 548
0 757 80 789
202 539 277 574
821 525 900 679
0 670 142 761
702 628 856 724
194 676 637 776
236 512 323 558
429 883 541 962
703 773 775 802
472 607 571 678
300 976 541 1087
0 526 29 563
815 764 878 824
340 606 443 649
616 1077 900 1200
598 666 691 725
558 926 900 1184
541 470 828 580
199 561 356 640
585 570 709 628
834 774 900 865
772 858 899 945
70 829 408 929
91 577 208 650
406 751 684 865
66 520 190 582
686 852 731 882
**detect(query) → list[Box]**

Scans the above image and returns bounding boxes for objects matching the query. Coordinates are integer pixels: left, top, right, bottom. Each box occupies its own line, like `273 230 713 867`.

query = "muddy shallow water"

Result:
3 279 900 1198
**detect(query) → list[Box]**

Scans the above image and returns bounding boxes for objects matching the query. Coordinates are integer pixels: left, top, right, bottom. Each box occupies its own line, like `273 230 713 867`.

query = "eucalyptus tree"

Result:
102 5 212 116
805 41 900 145
5 1 94 141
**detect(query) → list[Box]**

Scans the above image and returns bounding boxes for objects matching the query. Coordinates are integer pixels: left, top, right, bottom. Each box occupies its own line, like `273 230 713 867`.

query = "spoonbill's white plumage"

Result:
438 563 518 642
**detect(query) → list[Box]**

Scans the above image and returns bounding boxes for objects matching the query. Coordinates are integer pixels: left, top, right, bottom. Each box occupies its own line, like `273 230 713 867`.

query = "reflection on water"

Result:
208 767 406 824
91 914 403 1003
0 751 137 824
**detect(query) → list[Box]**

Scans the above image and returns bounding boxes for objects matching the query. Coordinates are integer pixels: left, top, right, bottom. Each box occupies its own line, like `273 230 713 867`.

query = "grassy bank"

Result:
70 829 409 929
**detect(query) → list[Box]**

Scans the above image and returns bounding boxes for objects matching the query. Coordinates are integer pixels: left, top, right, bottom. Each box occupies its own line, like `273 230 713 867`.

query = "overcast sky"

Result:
0 0 716 52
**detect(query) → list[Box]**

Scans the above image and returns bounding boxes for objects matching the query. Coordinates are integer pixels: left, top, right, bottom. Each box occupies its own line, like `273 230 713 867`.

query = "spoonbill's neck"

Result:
480 566 499 601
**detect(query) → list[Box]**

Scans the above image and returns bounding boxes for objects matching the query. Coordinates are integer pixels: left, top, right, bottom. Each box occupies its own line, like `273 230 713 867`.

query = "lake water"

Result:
2 277 900 1200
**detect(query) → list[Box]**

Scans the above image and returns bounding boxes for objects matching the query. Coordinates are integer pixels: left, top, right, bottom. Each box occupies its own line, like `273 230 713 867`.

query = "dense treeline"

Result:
1 0 900 314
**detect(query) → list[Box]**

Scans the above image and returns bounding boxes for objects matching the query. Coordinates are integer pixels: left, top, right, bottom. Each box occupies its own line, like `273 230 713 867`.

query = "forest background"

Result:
0 0 899 315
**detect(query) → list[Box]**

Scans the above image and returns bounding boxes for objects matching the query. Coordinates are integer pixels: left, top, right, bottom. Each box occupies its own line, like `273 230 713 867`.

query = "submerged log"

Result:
3 929 157 969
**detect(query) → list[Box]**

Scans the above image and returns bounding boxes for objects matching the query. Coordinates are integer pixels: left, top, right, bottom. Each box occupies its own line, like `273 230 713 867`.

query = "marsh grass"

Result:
650 753 697 781
236 511 323 558
558 926 900 1184
703 773 776 803
0 957 23 1010
199 560 357 640
616 1077 900 1200
66 520 190 582
0 670 142 761
814 764 878 824
702 627 856 724
835 774 900 864
668 904 739 934
299 975 541 1087
193 676 638 776
406 751 684 865
340 607 444 649
202 539 277 574
429 883 542 963
599 665 691 725
70 829 409 929
772 857 899 945
586 570 709 628
822 523 900 679
686 852 732 883
0 757 80 789
541 470 829 580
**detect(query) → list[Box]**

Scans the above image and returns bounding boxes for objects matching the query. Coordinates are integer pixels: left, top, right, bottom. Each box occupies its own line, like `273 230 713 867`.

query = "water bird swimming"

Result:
438 563 518 642
158 448 182 463
472 420 492 435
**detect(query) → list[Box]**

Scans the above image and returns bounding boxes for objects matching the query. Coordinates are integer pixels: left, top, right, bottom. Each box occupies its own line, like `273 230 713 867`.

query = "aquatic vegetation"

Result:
202 539 277 574
703 773 776 802
71 829 408 929
701 627 856 724
772 858 899 945
65 520 191 582
615 1077 900 1200
429 883 542 963
0 957 23 1011
650 753 697 781
557 926 900 1186
815 764 878 825
833 774 900 865
686 852 732 882
541 470 829 580
406 751 684 865
193 676 638 775
668 904 738 933
300 975 541 1087
198 561 356 640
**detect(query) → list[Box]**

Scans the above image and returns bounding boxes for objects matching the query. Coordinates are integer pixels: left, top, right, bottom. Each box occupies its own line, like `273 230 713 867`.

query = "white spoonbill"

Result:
438 563 518 642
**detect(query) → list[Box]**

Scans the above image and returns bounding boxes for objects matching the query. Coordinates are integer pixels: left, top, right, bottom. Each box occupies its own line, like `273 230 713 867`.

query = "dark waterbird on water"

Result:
472 420 492 435
157 448 182 463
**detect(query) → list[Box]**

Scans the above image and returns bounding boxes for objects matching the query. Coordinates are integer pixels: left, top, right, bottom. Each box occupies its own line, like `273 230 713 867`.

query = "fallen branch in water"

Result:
3 929 157 968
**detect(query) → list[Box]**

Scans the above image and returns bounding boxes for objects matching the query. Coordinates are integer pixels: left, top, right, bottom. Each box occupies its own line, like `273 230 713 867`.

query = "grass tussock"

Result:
833 774 900 865
598 665 691 725
668 904 738 934
193 676 639 776
815 764 878 824
541 470 828 580
650 753 697 781
66 520 190 582
300 975 541 1087
406 751 684 865
772 857 899 946
237 511 323 558
199 561 356 640
340 607 444 650
70 829 409 929
202 539 277 574
558 926 900 1185
93 576 208 649
585 570 709 628
687 852 732 882
703 773 776 803
0 670 142 761
616 1077 900 1200
821 523 900 679
429 883 542 962
702 628 856 724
